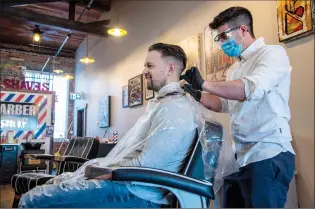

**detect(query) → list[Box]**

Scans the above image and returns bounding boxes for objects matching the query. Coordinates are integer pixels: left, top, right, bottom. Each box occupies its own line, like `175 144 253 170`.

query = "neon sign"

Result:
2 79 49 91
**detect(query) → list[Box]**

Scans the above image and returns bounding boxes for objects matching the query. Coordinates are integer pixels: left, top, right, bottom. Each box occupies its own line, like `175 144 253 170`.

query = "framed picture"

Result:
143 76 154 100
128 74 143 107
122 85 128 108
277 0 315 42
177 33 203 77
204 26 237 82
99 96 110 128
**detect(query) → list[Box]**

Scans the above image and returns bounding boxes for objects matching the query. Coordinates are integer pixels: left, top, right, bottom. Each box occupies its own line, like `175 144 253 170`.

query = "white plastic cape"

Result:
46 82 239 198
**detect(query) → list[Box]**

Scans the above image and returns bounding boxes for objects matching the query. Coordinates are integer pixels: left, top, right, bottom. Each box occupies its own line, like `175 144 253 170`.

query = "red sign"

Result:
2 78 49 91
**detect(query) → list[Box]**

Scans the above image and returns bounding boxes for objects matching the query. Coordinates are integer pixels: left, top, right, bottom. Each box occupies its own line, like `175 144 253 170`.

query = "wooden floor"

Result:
0 184 14 208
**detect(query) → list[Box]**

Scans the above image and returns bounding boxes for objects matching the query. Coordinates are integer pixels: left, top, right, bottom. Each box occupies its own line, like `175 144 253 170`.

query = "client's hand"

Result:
94 173 112 180
84 165 113 180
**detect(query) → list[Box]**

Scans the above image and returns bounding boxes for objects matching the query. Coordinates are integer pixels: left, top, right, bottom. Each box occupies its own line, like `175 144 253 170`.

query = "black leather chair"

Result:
12 121 223 208
86 121 223 208
11 137 99 208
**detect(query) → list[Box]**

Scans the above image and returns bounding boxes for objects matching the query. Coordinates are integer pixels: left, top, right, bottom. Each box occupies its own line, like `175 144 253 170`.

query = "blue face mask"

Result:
221 38 243 57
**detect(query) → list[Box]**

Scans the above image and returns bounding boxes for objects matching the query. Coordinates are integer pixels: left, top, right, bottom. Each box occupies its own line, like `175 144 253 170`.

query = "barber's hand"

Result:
183 84 201 102
180 67 204 91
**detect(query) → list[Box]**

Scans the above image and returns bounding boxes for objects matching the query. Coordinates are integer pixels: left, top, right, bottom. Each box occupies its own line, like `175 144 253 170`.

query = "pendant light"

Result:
62 73 74 80
80 34 95 64
53 69 64 74
107 28 127 37
53 62 64 74
80 8 95 64
33 25 42 42
107 4 127 37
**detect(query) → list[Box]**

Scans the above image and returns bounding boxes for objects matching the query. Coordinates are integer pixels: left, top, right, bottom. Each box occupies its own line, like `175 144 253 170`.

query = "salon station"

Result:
0 0 314 208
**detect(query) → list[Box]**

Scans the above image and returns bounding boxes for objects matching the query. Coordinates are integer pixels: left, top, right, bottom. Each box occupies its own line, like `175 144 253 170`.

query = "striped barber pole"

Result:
35 97 47 139
0 92 48 140
0 130 7 144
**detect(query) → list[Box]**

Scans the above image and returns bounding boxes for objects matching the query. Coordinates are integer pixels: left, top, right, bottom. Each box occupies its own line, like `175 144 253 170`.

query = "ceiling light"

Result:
53 69 64 74
80 33 95 64
107 27 127 37
79 56 95 64
33 33 41 42
33 25 43 42
62 73 74 80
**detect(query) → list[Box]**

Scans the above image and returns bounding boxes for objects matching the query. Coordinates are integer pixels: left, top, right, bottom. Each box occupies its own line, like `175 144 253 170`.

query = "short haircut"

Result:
209 6 255 38
148 43 187 73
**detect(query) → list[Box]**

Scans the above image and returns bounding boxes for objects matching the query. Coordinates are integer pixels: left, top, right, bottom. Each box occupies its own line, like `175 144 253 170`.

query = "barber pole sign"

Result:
0 92 48 140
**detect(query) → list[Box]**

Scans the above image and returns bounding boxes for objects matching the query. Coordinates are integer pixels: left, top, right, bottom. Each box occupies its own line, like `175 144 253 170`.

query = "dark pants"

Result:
223 152 295 208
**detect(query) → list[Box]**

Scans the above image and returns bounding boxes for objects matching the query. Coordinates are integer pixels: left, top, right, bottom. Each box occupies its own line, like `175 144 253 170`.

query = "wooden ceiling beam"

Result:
75 0 111 12
0 0 111 12
69 1 76 20
0 0 65 7
0 7 110 37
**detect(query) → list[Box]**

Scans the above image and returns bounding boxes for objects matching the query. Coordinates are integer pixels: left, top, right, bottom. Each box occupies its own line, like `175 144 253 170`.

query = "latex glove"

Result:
180 67 204 91
183 84 201 102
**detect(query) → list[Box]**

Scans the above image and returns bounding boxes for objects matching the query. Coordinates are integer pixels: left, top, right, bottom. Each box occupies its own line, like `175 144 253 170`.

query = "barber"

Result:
182 6 295 208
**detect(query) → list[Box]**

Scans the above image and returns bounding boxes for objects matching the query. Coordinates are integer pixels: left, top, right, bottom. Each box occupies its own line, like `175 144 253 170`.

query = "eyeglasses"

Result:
214 26 241 43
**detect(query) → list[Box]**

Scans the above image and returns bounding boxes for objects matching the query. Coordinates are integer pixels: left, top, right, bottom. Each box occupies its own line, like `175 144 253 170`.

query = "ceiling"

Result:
0 1 111 56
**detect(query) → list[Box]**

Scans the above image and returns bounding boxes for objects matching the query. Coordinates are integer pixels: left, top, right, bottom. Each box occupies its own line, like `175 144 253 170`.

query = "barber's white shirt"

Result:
220 37 295 167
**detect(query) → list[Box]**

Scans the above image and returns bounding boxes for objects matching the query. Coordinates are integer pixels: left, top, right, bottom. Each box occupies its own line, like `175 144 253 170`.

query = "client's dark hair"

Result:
209 6 255 38
149 43 187 73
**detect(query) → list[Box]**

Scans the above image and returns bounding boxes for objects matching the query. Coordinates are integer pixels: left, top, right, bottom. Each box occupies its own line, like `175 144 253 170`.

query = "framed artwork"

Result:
99 96 110 128
177 34 203 77
143 76 154 100
128 74 143 107
122 85 128 108
204 26 237 82
277 0 315 42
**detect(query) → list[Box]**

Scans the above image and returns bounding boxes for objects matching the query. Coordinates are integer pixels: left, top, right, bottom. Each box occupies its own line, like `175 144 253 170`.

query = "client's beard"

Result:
147 79 166 92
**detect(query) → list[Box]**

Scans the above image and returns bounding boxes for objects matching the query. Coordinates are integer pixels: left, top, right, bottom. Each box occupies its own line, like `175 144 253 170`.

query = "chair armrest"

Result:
25 154 54 160
54 155 89 163
111 167 214 199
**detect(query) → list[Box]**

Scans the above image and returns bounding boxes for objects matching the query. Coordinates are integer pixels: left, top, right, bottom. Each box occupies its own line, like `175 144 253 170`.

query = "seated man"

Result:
19 43 201 208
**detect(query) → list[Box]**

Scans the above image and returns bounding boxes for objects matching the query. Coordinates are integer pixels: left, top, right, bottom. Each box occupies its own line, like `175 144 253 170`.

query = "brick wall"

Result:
53 142 69 155
67 79 75 139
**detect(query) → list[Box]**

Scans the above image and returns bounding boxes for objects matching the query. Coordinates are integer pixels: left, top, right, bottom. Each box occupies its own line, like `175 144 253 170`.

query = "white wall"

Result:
74 1 314 207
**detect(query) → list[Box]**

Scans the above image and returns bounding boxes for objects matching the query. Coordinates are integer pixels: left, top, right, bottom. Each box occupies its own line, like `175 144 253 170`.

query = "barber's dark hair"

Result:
209 6 255 38
148 43 187 72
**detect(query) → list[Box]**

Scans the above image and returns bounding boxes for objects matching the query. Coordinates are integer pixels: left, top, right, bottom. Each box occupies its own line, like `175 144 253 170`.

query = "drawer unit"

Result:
0 144 19 184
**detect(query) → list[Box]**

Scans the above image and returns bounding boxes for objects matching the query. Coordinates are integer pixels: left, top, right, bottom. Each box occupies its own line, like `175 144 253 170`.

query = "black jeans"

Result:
223 152 295 208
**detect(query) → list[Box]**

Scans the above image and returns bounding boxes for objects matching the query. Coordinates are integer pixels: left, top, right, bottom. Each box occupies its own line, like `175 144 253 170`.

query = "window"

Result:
25 71 69 139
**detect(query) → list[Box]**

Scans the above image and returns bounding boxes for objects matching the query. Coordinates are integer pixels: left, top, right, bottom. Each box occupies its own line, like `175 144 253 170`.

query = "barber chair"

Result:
11 137 99 208
86 121 222 208
18 142 47 174
11 121 222 208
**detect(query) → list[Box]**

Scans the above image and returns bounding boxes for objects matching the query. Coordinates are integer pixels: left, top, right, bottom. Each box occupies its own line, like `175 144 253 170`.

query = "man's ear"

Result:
167 62 176 76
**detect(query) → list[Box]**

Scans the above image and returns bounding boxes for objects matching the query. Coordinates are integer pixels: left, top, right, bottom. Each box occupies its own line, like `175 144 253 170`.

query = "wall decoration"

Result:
122 85 128 108
177 34 203 76
143 76 154 100
277 0 315 42
99 96 110 128
128 74 143 107
46 126 54 137
204 27 237 82
0 91 48 142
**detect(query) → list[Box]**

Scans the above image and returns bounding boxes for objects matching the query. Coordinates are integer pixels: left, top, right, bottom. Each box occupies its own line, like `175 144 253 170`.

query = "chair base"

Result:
12 193 21 208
